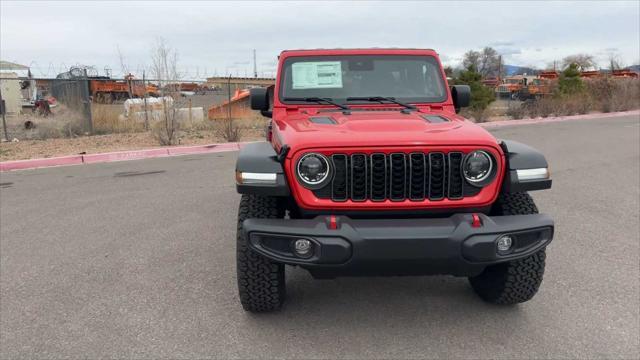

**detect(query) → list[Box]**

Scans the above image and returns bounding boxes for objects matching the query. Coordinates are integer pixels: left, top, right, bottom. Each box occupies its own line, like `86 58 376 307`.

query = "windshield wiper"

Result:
346 96 417 113
283 97 351 113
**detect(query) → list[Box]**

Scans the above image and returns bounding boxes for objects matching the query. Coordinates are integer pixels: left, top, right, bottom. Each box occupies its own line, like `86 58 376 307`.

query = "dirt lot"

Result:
0 91 267 161
0 127 264 162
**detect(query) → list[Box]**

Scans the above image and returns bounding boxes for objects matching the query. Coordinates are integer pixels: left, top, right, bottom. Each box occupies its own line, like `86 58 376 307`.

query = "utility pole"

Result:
142 70 149 130
81 68 93 134
227 75 232 122
253 49 258 78
0 86 8 142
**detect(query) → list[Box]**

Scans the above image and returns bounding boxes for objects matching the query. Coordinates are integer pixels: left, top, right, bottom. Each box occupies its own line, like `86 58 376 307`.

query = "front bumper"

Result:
243 213 554 277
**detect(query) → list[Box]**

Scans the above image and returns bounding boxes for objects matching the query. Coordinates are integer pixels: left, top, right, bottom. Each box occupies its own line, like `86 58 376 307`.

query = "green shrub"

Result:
557 63 585 96
451 66 496 122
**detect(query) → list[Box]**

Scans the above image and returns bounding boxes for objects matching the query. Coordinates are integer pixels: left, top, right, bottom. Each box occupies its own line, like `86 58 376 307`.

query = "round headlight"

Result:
463 150 494 185
297 153 331 188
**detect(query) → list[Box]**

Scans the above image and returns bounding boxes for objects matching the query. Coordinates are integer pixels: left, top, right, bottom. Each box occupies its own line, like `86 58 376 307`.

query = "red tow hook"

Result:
471 213 482 228
328 215 338 230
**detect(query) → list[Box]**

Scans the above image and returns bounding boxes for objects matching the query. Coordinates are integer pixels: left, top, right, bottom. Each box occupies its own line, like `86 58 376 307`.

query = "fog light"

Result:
497 235 513 253
294 239 313 257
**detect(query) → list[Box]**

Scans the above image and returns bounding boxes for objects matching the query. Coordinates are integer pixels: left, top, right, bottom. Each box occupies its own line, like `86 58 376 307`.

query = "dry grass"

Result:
0 105 86 141
0 120 266 161
587 78 640 113
503 78 640 120
462 108 491 123
92 104 145 134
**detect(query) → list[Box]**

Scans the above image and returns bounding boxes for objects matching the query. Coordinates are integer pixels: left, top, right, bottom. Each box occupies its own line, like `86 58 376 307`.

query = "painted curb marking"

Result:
82 148 171 164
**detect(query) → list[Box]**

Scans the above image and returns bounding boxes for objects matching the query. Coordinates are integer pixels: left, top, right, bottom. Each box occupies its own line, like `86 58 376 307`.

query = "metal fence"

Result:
0 76 237 141
0 70 275 142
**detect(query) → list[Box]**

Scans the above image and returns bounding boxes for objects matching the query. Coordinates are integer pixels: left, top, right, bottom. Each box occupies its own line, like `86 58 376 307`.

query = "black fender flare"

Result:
235 142 290 196
500 140 552 192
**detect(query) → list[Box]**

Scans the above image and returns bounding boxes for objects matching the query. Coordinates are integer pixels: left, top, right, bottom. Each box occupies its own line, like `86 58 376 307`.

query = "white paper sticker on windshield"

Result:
292 61 342 89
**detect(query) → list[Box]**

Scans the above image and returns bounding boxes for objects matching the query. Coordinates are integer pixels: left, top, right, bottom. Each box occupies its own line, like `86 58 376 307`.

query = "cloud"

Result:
489 41 516 47
496 47 522 57
1 1 639 78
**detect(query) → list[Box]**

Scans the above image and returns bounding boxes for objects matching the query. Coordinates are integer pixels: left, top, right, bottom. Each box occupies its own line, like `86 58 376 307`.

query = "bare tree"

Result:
463 47 501 77
150 37 180 88
462 50 481 72
562 54 597 71
116 45 129 76
150 37 182 145
479 47 500 77
213 76 244 142
117 45 133 98
545 60 560 72
607 52 624 71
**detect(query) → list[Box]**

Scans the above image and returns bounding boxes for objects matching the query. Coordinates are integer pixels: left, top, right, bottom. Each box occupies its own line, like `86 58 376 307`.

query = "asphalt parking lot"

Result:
1 115 639 358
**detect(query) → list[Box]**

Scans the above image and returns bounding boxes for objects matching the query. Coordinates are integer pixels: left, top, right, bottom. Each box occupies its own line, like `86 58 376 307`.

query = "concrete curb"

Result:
0 155 85 172
0 142 244 172
1 110 638 172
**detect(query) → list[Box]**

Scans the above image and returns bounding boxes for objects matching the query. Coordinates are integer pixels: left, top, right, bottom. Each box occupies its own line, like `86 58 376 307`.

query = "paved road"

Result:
1 115 639 359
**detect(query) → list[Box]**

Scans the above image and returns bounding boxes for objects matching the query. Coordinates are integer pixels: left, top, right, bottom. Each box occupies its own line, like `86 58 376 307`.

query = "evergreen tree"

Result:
557 63 584 95
454 65 496 111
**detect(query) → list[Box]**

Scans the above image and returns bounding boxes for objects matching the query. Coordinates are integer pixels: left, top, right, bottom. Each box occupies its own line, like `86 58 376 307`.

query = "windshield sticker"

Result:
292 61 343 89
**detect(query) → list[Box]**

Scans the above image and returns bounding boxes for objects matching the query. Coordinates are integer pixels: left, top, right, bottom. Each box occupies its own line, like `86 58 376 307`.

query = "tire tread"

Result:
470 192 546 305
237 194 286 312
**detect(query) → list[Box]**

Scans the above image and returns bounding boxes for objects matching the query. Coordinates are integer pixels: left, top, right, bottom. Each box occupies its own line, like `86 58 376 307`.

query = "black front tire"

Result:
236 194 286 312
469 192 547 304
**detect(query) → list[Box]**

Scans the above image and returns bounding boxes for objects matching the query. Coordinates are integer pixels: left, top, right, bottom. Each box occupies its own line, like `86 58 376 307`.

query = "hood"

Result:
273 109 500 151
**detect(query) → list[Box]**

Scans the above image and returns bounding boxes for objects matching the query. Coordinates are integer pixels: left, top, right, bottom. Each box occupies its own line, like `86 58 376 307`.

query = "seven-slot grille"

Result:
321 152 475 202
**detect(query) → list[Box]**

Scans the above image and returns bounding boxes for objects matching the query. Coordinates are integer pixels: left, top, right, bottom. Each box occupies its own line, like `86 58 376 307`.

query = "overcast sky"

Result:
1 1 639 79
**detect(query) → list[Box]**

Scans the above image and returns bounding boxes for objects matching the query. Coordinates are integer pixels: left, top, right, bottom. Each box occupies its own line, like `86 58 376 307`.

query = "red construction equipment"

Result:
579 70 601 79
207 88 252 120
612 70 639 78
496 76 526 99
90 74 159 103
481 77 500 88
538 71 559 80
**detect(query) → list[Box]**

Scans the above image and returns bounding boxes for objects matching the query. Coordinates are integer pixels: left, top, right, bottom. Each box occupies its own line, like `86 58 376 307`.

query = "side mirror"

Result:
451 85 471 113
250 87 272 118
249 87 269 110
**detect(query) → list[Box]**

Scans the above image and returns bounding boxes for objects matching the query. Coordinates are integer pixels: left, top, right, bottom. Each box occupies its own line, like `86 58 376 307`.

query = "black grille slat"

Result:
448 152 464 199
351 154 367 201
409 153 426 200
370 154 386 201
326 151 484 202
331 154 348 201
429 153 446 200
389 153 407 201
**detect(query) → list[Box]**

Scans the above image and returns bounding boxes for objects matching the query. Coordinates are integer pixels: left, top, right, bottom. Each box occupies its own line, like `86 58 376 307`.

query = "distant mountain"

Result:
503 64 539 76
625 65 640 72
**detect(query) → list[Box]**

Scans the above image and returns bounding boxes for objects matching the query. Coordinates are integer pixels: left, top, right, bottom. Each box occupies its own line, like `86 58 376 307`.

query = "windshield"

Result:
279 55 447 104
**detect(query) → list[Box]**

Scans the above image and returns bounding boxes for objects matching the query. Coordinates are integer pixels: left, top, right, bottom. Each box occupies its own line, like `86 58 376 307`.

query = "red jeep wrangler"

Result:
235 49 553 312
